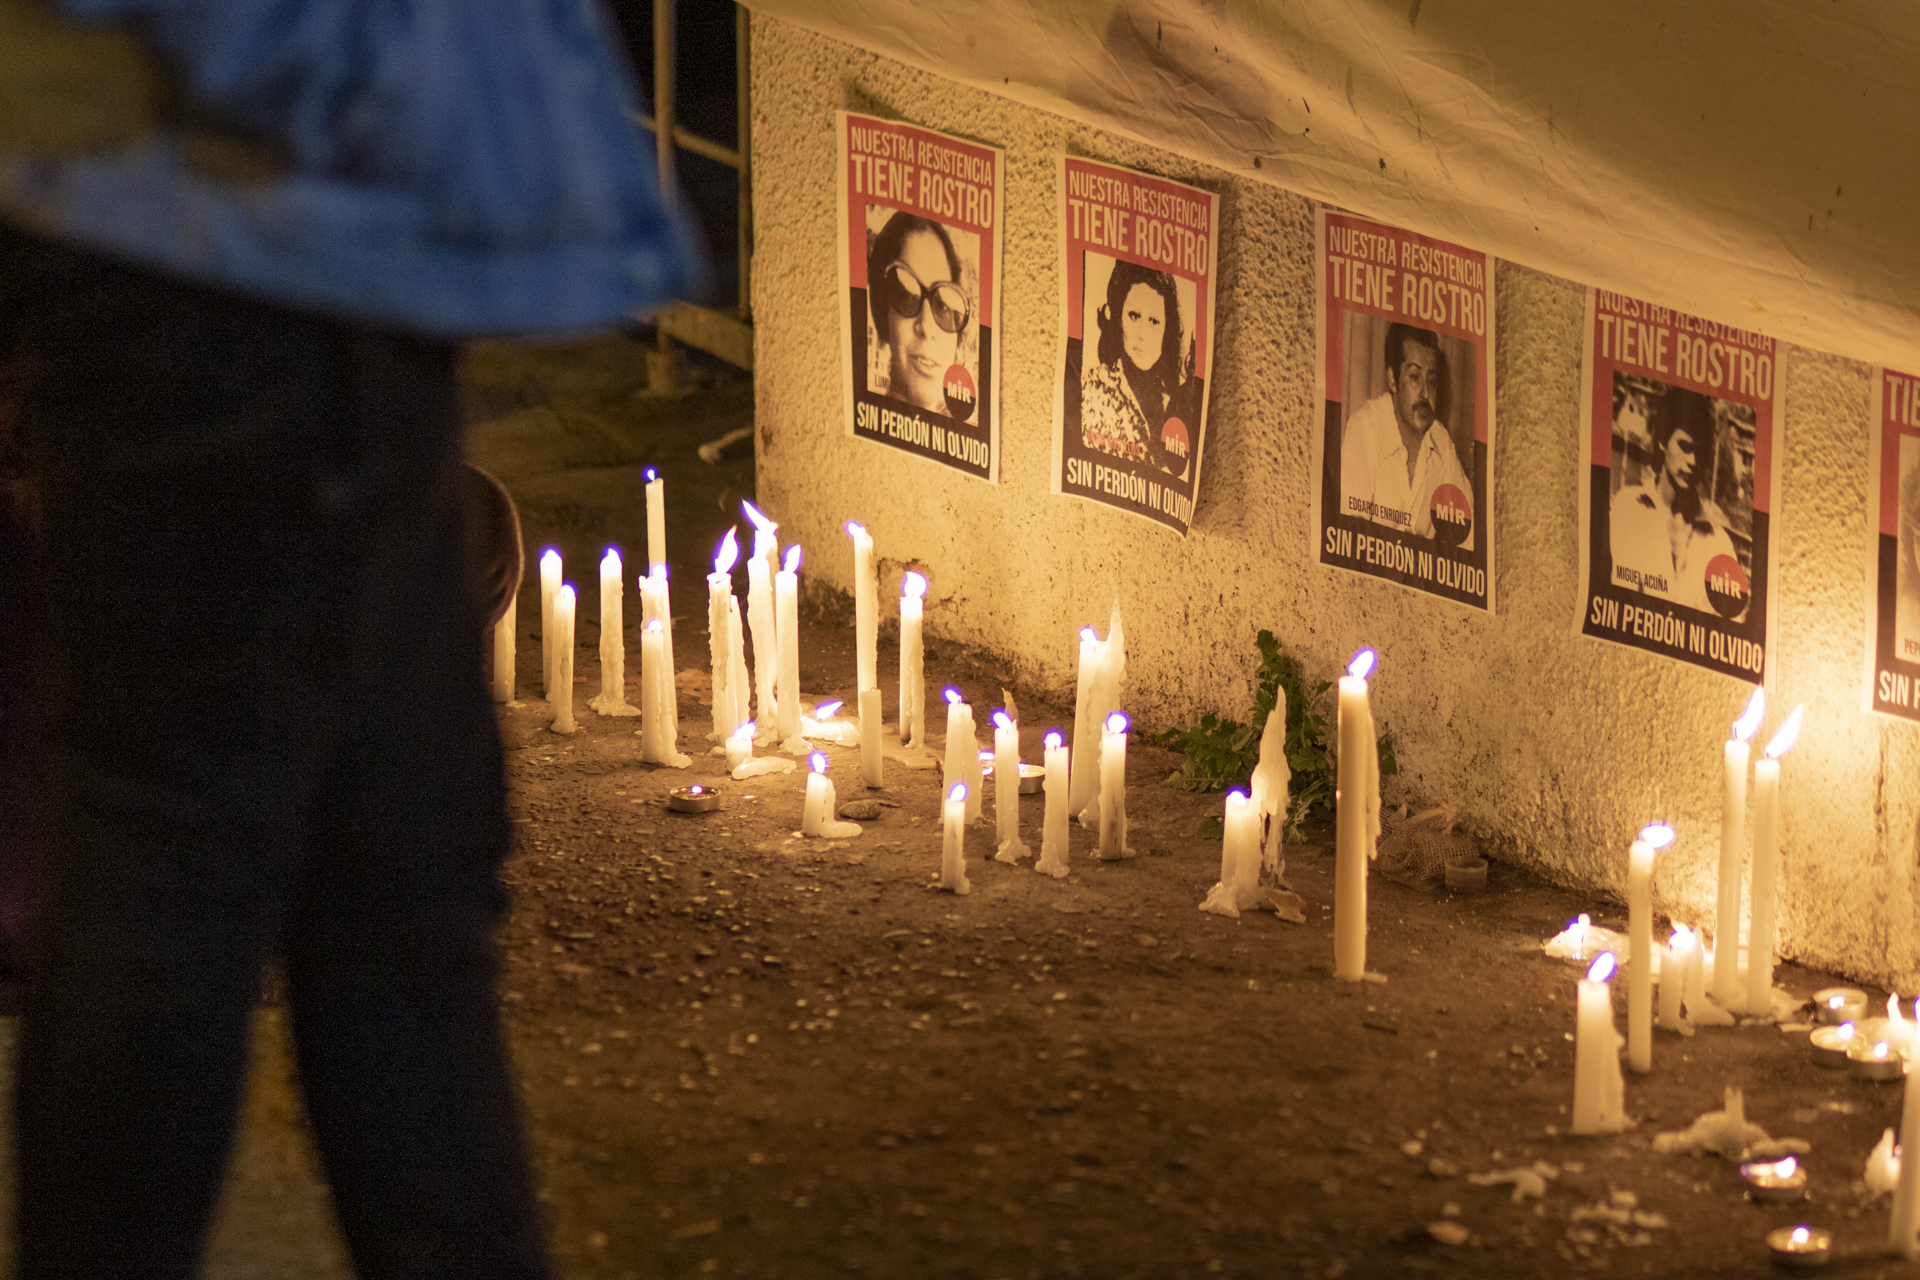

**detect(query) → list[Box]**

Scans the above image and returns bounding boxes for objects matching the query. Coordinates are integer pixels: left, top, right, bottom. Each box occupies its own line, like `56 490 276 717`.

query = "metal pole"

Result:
736 2 753 321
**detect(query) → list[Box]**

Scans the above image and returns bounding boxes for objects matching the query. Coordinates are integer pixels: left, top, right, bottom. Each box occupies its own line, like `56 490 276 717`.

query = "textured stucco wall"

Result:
747 16 1920 987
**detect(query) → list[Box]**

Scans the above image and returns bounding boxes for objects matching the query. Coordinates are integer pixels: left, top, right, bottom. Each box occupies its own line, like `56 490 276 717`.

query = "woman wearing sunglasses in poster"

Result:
1080 259 1197 481
867 211 973 418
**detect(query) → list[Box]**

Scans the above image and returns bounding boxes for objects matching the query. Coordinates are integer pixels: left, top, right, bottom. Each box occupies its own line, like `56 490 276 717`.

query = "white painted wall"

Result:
746 15 1920 987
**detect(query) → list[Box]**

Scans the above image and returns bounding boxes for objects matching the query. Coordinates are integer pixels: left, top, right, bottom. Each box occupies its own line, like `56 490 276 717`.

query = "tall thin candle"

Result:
644 468 666 576
592 549 637 715
899 572 926 748
1097 711 1131 860
540 549 562 700
1334 648 1380 982
550 584 576 734
992 710 1028 863
775 545 803 746
847 521 876 691
940 782 971 895
1572 953 1626 1134
1747 707 1802 1017
1891 1040 1920 1257
492 597 517 705
742 501 779 743
1714 689 1765 1004
1036 732 1070 879
1627 822 1672 1073
707 530 741 740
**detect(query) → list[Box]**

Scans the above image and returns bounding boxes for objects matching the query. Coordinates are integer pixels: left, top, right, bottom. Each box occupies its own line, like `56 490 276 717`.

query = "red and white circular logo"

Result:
1161 416 1190 458
1429 483 1472 549
942 365 977 421
1704 553 1750 620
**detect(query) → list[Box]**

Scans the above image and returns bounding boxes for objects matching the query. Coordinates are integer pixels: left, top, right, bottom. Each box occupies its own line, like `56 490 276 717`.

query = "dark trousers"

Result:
0 226 549 1279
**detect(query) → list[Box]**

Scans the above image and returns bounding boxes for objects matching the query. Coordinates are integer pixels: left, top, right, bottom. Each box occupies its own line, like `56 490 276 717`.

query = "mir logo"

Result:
942 364 978 423
1703 553 1750 622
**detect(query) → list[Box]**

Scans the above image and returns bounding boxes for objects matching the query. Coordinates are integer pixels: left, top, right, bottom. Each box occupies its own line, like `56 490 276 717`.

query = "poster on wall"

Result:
1864 368 1920 721
836 111 1004 482
1574 290 1780 685
1311 210 1494 610
1051 157 1219 535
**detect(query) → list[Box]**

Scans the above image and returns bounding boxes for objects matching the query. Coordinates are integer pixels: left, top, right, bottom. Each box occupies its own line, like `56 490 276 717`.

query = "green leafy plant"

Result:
1155 631 1396 842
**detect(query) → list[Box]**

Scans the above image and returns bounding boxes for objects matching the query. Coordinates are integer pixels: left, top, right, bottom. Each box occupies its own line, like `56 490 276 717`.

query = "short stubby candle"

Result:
1815 988 1870 1026
1767 1225 1831 1269
940 782 971 895
1659 925 1695 1032
1714 688 1765 1005
1627 822 1673 1073
899 572 927 748
802 751 833 837
726 720 755 769
1572 952 1626 1134
1741 1155 1807 1203
1097 711 1130 860
1036 732 1071 879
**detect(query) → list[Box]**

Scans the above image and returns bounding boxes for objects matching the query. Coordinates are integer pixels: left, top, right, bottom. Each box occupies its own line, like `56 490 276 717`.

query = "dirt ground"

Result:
451 336 1920 1280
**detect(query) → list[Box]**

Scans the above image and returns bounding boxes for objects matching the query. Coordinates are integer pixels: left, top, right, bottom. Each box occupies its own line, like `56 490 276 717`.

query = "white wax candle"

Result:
1684 927 1706 1012
1746 707 1801 1017
550 585 576 733
941 689 969 800
1334 650 1379 982
1069 606 1126 824
1891 1047 1920 1257
1627 825 1668 1073
725 597 748 738
940 782 971 894
491 597 516 704
803 752 831 837
645 468 666 576
1249 686 1291 876
775 546 802 743
540 549 561 700
743 503 779 742
899 572 926 748
1036 732 1070 879
992 711 1027 863
593 549 629 712
640 619 665 759
644 568 677 736
1097 711 1130 860
1659 926 1692 1032
1714 690 1763 1004
1572 953 1626 1134
726 721 754 769
848 521 876 692
707 530 740 740
859 687 882 788
1201 789 1261 917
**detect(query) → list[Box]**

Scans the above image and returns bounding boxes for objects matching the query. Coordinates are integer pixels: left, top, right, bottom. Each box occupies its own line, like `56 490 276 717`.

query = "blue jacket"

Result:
0 0 698 336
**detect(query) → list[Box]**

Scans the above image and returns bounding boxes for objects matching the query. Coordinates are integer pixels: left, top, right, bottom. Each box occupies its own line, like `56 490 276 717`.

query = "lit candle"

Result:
1572 953 1626 1134
726 720 755 769
847 521 876 691
1334 648 1380 982
899 572 927 749
707 530 741 740
941 689 981 825
802 751 832 837
1815 987 1870 1025
1036 732 1070 879
859 689 883 788
1893 1041 1920 1256
640 571 677 734
591 548 636 715
550 584 576 734
940 782 971 894
640 619 690 766
1767 1226 1831 1269
644 467 666 576
775 545 803 746
1249 686 1291 878
1201 790 1261 917
1746 706 1802 1018
992 711 1028 863
1069 606 1126 824
1098 711 1131 860
1741 1155 1807 1203
742 501 779 743
725 593 749 744
1809 1023 1856 1069
540 548 562 700
1714 689 1765 1005
1659 925 1694 1032
491 596 517 704
1627 822 1672 1073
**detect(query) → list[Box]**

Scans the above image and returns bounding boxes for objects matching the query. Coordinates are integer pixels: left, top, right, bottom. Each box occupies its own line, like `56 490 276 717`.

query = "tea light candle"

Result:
802 751 832 836
550 584 577 734
707 529 742 740
1018 763 1045 794
1334 648 1379 983
1444 857 1488 892
1748 707 1803 1017
899 572 926 748
1850 1038 1905 1082
1814 988 1869 1025
540 548 562 699
1627 823 1671 1073
847 521 876 691
1660 925 1695 1032
1715 689 1764 1005
644 467 666 576
1036 732 1070 879
1097 711 1130 860
492 596 517 704
666 783 720 813
1809 1023 1856 1069
1572 953 1626 1134
940 782 971 895
992 711 1028 864
742 501 779 741
1741 1155 1808 1203
1766 1225 1831 1269
859 687 883 788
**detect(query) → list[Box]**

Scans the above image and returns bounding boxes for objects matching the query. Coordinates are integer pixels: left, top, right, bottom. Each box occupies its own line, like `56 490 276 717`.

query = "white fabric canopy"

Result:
748 0 1918 370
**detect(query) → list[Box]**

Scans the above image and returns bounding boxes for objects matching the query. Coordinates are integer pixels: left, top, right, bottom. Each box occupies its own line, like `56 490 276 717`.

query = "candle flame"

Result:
1876 1041 1892 1059
1347 647 1376 680
1790 1227 1809 1246
810 752 827 774
688 784 703 796
845 519 866 539
542 548 561 570
1769 1156 1798 1179
715 528 739 574
1670 924 1695 950
978 749 995 763
646 467 659 483
1764 705 1803 759
1838 1023 1855 1044
1587 953 1616 983
602 547 620 569
1829 994 1846 1008
904 571 927 600
945 687 962 705
1105 711 1129 735
558 583 575 606
735 720 755 738
1638 823 1674 850
647 618 662 633
1045 731 1063 749
814 700 842 720
1226 790 1249 812
949 782 968 803
992 711 1012 730
1733 687 1766 742
741 499 777 534
1080 626 1099 642
783 545 802 574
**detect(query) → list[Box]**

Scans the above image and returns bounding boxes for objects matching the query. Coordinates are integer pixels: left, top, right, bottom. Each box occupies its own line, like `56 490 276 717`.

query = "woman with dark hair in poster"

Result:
1609 394 1744 617
1080 259 1196 480
867 211 970 416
